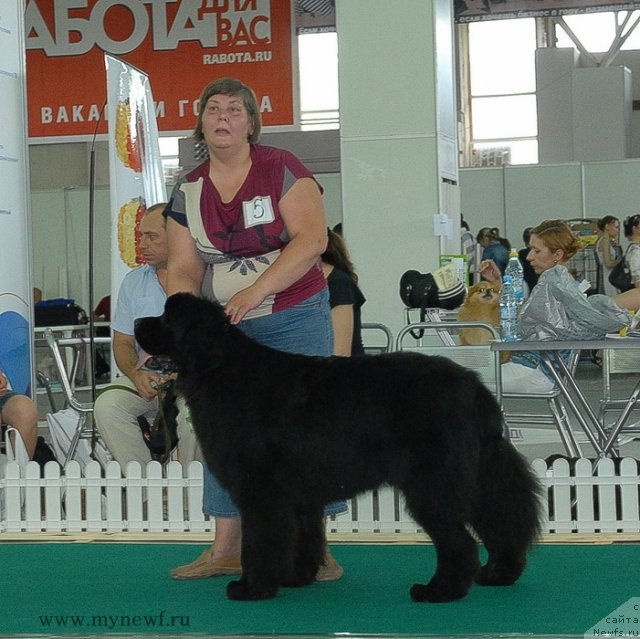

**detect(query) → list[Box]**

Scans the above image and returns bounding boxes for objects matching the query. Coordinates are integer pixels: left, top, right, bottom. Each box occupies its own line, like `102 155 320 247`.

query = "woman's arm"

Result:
165 217 206 296
615 287 640 310
625 244 640 289
330 305 354 357
599 236 620 269
226 177 328 323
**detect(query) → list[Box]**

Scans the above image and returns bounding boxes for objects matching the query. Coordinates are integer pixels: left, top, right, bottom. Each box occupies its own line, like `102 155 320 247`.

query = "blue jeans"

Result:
0 391 18 413
202 289 348 518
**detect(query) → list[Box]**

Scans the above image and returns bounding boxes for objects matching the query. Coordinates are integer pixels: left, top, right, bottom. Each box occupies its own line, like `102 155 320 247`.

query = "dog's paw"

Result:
281 573 315 588
410 579 471 603
476 557 525 586
226 578 278 601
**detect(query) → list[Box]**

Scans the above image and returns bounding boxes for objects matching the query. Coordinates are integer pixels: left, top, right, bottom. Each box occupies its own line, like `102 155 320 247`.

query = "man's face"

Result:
138 210 168 266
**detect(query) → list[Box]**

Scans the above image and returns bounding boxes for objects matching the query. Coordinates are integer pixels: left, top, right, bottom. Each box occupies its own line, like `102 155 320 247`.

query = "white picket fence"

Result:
1 457 639 535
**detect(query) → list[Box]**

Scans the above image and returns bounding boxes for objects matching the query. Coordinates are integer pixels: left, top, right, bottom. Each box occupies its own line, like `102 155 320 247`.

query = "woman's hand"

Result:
478 259 502 285
224 286 268 324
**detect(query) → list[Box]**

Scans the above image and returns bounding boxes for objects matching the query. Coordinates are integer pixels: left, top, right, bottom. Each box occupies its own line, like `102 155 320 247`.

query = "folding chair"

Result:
397 320 583 456
501 350 583 458
597 345 640 453
361 322 394 354
395 320 502 399
44 328 112 467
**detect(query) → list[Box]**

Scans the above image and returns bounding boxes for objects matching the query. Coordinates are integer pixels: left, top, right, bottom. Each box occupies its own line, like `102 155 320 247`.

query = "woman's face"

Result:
201 93 252 150
477 232 492 248
605 219 620 239
526 233 564 274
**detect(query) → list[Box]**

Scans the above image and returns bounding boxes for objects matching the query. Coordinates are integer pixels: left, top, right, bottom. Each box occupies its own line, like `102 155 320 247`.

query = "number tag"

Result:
243 196 275 228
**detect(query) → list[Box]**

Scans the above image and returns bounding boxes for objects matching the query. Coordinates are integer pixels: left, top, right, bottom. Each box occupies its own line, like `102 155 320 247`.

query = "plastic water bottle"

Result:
505 249 525 308
499 275 519 342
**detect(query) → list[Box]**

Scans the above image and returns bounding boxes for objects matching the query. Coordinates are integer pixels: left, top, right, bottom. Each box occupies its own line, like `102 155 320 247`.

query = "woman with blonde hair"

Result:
480 219 639 393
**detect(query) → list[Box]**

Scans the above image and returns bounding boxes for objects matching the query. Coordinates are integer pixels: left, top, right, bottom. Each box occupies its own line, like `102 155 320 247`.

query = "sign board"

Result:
455 0 640 23
25 0 295 141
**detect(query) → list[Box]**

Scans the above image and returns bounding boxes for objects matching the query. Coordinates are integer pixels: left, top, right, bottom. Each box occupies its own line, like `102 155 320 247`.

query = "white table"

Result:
492 337 640 457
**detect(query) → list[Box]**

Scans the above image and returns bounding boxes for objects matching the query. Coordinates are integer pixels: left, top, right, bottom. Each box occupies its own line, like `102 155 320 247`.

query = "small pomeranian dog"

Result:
458 282 510 362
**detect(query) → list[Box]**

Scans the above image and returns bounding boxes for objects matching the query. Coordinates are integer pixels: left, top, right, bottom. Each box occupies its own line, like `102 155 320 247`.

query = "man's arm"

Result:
113 330 165 401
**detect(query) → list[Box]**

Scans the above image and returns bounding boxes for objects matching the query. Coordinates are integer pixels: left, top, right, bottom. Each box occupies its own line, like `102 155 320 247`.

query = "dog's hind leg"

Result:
281 505 325 588
472 438 542 587
402 488 480 603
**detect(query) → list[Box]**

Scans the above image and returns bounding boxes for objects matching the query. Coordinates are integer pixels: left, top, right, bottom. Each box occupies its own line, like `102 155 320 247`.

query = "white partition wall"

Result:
573 66 632 162
459 159 640 251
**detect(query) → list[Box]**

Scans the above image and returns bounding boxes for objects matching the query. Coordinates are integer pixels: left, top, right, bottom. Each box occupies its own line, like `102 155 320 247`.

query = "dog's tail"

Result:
471 436 543 586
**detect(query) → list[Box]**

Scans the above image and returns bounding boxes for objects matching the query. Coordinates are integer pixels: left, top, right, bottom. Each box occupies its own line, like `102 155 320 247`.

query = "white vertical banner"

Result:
105 54 166 305
0 1 34 396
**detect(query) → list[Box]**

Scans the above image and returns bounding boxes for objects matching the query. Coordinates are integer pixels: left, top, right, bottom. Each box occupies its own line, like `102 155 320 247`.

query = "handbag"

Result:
399 266 466 339
608 253 633 293
399 270 439 311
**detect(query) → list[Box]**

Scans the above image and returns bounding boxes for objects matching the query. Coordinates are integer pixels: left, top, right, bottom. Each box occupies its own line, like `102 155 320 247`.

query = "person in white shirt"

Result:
93 203 200 467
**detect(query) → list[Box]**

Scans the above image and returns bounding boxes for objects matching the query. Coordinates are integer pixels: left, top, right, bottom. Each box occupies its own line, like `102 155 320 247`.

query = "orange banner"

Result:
25 0 294 141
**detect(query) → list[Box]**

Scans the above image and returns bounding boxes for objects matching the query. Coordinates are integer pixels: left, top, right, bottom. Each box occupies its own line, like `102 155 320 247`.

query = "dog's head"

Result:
135 293 229 375
458 281 501 325
465 282 500 307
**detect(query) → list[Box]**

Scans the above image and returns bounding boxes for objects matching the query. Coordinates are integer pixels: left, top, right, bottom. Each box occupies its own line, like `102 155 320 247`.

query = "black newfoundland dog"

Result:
135 293 542 603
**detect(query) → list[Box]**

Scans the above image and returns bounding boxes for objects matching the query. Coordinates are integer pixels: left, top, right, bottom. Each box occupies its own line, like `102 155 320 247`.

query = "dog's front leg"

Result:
226 505 291 601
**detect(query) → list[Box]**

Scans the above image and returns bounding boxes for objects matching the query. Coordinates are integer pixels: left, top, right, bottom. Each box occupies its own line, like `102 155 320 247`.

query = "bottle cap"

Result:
509 249 518 257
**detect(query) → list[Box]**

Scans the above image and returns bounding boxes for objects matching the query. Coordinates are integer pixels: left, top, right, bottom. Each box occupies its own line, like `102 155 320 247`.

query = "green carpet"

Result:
0 542 637 636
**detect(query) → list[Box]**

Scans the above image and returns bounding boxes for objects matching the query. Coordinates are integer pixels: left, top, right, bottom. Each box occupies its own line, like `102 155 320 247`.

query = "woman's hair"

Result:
476 227 510 249
530 219 582 261
623 214 640 238
322 229 358 284
597 215 618 232
193 77 261 144
493 227 511 250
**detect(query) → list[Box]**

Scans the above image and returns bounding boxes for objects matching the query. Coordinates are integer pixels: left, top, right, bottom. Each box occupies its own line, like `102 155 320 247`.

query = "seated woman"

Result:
479 219 640 394
0 369 38 458
477 227 510 275
321 229 366 356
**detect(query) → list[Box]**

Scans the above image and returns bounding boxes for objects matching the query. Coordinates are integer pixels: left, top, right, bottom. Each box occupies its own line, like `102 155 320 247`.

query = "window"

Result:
158 136 180 185
467 18 538 165
464 10 640 167
298 31 339 130
555 11 640 52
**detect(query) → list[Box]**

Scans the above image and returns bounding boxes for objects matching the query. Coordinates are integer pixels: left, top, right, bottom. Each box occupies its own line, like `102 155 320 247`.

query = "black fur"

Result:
135 293 542 602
